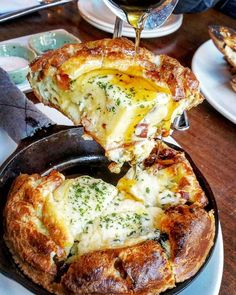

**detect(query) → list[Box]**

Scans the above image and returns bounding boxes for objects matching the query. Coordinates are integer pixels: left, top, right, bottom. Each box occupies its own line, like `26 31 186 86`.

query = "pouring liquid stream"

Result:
124 5 166 151
110 0 166 53
126 10 148 53
126 9 166 151
111 1 171 152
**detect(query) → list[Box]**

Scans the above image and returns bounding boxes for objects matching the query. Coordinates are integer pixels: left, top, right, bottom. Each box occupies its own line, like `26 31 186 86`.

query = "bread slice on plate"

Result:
209 25 236 92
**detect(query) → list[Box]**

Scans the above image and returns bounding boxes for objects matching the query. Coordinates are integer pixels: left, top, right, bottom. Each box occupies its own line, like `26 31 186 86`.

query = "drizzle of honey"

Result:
156 99 178 156
110 70 167 98
109 70 169 142
116 2 176 149
126 11 148 53
162 99 178 136
117 178 139 200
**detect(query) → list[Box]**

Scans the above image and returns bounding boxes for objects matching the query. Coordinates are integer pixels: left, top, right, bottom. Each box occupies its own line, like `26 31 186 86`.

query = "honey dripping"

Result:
124 3 166 156
110 0 166 53
126 11 148 54
110 1 169 155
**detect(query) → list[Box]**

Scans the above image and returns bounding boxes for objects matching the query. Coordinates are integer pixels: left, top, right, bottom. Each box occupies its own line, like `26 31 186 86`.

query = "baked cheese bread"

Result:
4 142 215 295
28 38 204 171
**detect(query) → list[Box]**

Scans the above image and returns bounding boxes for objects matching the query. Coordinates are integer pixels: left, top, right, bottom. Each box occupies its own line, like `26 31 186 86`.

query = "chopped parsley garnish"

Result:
146 187 150 194
116 98 121 106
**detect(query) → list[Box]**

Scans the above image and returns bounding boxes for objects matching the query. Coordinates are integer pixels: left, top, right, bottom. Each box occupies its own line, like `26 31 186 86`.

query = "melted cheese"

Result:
75 195 163 256
40 149 204 258
47 68 182 165
70 69 171 144
71 70 175 162
43 174 164 257
117 165 183 208
40 147 203 257
44 176 118 250
34 65 189 166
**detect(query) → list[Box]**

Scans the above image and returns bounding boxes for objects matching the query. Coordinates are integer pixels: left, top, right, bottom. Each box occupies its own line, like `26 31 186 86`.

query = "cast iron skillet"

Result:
0 69 218 295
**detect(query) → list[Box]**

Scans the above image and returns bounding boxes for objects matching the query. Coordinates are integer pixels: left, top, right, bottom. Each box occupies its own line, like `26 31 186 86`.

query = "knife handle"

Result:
0 68 53 144
0 0 72 23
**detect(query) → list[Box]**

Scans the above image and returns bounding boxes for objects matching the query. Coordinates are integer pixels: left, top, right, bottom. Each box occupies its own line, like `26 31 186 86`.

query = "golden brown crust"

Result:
146 54 203 103
29 37 203 105
209 25 236 63
160 205 215 283
209 25 236 92
62 240 175 295
4 238 63 295
4 171 66 275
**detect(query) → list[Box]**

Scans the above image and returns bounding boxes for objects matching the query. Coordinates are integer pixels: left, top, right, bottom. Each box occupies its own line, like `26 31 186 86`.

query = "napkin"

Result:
0 67 54 143
0 0 39 14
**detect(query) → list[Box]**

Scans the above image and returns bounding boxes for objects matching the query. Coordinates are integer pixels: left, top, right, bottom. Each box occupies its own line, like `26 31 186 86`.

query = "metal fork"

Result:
0 0 72 23
172 111 190 131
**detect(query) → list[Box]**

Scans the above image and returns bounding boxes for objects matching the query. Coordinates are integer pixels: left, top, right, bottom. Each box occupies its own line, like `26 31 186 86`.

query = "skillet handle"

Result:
0 68 54 144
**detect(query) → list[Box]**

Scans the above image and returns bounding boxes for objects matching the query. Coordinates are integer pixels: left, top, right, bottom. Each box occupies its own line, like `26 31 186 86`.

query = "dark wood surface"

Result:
0 1 235 294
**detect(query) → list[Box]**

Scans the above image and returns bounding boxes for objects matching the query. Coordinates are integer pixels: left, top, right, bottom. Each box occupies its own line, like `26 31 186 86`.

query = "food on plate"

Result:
4 142 215 295
28 38 203 171
209 25 236 92
208 25 236 68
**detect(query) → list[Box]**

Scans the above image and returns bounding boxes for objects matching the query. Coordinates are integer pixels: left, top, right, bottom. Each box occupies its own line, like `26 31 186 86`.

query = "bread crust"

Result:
209 25 236 68
28 38 203 107
209 25 236 92
4 237 63 294
160 205 215 282
62 240 175 295
4 172 66 275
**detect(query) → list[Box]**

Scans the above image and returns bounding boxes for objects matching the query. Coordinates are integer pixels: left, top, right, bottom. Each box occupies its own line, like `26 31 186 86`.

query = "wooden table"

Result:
0 2 235 295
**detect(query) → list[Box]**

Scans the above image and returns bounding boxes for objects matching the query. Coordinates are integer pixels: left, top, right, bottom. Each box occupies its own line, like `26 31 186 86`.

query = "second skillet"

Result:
0 68 218 295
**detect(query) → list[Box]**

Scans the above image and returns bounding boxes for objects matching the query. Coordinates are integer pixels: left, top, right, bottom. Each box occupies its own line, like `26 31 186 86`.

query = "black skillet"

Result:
0 68 219 295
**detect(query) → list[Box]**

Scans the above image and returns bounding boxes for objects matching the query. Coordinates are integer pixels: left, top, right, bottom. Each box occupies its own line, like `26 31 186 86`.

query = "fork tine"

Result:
173 111 190 131
113 16 123 38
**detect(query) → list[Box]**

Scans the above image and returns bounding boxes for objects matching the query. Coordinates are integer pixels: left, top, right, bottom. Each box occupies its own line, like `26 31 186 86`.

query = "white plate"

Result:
0 103 223 295
78 0 183 38
0 29 81 93
192 40 236 124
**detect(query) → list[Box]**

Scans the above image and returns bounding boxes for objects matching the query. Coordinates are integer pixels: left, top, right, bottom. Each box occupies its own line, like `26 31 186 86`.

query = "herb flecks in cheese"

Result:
50 68 182 165
117 165 184 208
76 201 163 256
48 172 165 258
49 176 117 247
